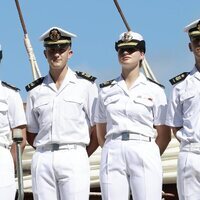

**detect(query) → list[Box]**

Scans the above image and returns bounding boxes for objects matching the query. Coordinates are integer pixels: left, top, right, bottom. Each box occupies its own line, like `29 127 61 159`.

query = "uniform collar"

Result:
134 72 148 87
115 72 147 96
191 65 200 80
45 67 76 92
64 67 77 84
118 72 147 87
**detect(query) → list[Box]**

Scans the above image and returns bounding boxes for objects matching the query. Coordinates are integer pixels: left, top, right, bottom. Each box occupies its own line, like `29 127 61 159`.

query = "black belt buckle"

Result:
52 143 59 151
122 132 129 141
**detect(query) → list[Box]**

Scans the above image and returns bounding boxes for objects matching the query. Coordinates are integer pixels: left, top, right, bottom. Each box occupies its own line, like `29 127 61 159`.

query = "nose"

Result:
51 49 62 58
119 49 129 55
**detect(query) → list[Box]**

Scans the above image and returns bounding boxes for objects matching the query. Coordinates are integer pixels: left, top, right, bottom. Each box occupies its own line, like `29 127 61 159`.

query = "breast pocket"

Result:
180 91 197 117
180 91 195 102
133 97 153 114
134 97 153 107
104 96 120 106
0 101 8 127
63 97 83 119
33 99 50 122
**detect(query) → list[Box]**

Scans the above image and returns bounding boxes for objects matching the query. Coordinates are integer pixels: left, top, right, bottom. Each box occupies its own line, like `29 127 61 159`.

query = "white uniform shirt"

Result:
166 66 200 143
0 81 26 146
26 68 98 147
95 73 167 138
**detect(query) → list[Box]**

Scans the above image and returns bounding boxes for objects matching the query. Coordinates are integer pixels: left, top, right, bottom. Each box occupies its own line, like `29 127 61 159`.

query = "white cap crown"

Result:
119 31 143 42
40 26 77 41
184 19 200 38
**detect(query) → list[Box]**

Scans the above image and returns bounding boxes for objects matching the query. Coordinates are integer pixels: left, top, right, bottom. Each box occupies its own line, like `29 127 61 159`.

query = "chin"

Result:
120 60 132 65
51 65 65 70
121 62 133 67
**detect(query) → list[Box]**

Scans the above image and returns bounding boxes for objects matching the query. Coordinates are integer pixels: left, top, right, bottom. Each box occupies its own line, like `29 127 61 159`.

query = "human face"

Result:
44 46 73 70
118 47 144 68
189 37 200 61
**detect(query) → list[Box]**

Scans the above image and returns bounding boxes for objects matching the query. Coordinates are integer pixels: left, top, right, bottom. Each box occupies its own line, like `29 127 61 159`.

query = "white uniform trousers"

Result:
31 144 90 200
100 138 162 200
0 146 16 200
177 144 200 200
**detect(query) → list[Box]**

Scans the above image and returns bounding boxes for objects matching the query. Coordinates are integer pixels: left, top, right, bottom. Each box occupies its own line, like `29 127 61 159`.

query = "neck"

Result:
50 66 68 89
121 65 140 89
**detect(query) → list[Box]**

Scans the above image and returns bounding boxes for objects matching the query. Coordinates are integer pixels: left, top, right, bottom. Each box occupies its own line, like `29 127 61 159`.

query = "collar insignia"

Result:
2 81 20 91
99 79 115 88
76 71 96 82
25 77 44 92
169 72 189 85
147 78 165 88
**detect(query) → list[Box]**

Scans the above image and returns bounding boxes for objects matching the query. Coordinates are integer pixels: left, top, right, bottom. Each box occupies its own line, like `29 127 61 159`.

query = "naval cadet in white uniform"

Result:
0 45 26 199
25 27 98 200
166 18 200 200
94 31 171 200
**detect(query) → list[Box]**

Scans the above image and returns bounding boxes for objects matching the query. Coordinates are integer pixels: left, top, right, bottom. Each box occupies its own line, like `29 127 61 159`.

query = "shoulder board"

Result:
2 81 20 91
25 77 44 92
76 71 96 82
169 72 189 85
147 78 165 88
99 79 115 88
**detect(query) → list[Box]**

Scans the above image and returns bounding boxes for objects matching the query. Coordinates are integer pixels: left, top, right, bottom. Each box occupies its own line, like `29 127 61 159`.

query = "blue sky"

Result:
0 0 199 101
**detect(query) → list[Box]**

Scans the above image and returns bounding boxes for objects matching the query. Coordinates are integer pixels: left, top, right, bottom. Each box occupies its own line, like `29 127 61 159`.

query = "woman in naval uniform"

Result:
94 31 171 200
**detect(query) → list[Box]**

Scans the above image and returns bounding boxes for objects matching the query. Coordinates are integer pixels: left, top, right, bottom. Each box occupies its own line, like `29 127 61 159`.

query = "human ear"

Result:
68 50 73 58
188 43 192 52
140 52 145 60
44 50 47 58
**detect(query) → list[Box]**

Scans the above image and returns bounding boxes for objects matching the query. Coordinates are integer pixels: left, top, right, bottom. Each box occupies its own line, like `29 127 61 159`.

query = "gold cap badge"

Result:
121 32 133 42
49 29 61 42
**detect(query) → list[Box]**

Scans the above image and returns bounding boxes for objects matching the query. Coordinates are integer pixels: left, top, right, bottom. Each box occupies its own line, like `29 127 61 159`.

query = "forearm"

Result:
86 126 99 157
155 125 171 155
27 131 37 149
96 123 107 148
97 135 106 147
172 127 182 143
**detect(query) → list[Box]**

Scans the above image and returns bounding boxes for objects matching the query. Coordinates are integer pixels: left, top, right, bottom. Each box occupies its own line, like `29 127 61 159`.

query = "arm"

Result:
96 123 107 148
155 125 171 155
171 126 182 143
27 131 37 149
10 125 26 168
86 125 99 157
166 86 183 143
85 82 99 157
25 92 39 149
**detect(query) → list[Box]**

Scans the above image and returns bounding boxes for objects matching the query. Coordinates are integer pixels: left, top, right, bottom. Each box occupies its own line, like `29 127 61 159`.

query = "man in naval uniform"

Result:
0 45 27 199
166 18 200 199
25 27 98 200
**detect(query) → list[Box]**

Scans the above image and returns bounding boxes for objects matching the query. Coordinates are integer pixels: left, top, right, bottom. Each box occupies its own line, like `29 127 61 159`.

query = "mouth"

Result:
121 56 131 61
123 55 130 58
52 58 61 62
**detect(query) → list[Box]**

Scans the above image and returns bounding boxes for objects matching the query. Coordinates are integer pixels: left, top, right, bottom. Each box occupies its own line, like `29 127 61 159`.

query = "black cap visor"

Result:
44 43 70 49
115 40 146 53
